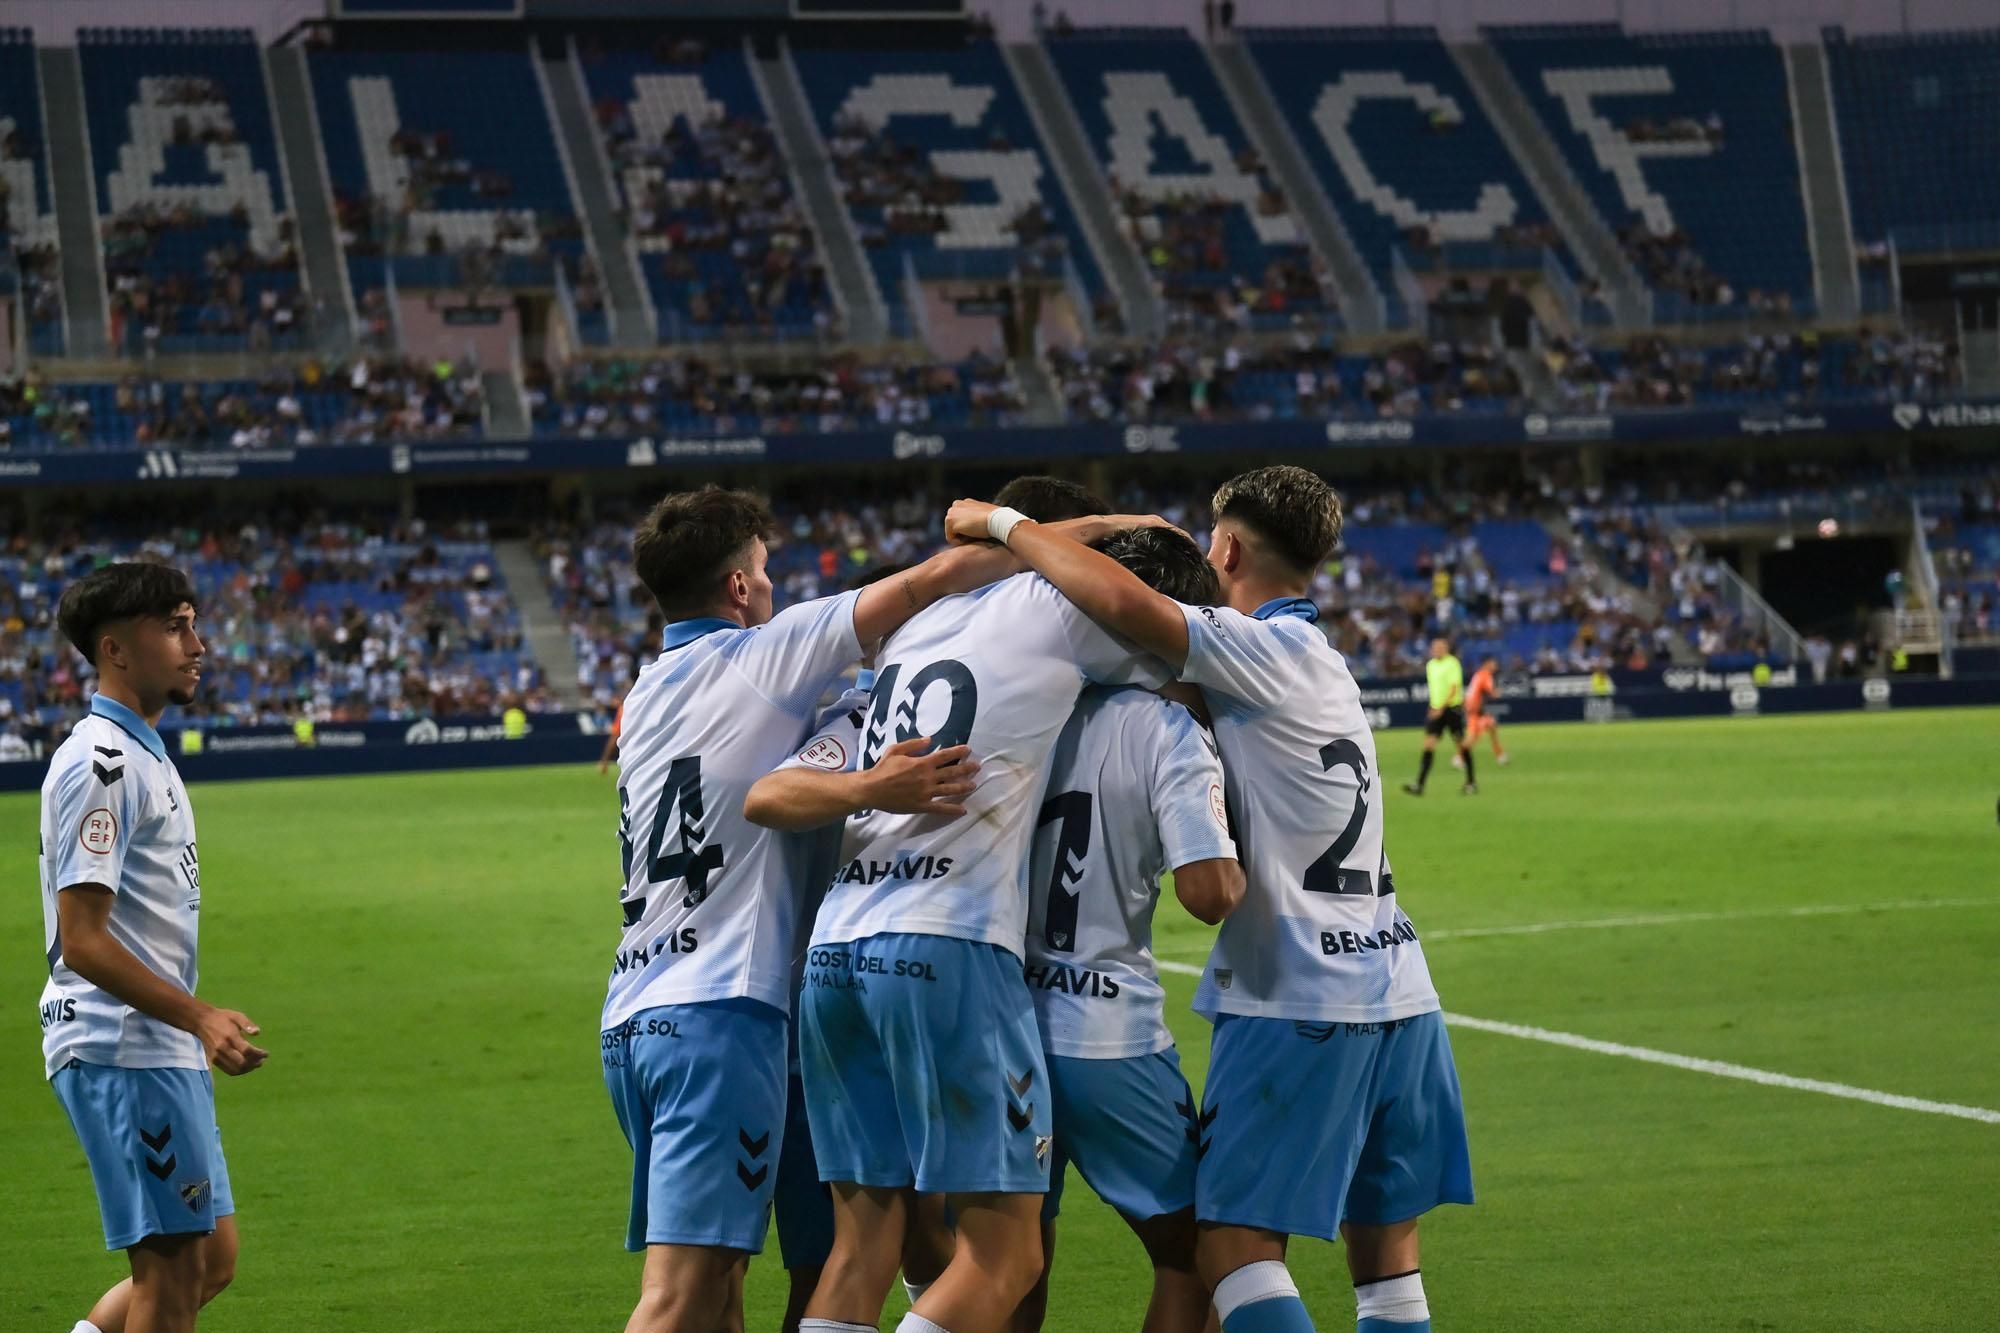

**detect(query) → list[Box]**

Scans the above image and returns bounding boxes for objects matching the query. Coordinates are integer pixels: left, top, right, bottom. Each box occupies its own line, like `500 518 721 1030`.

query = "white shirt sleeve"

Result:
725 589 865 718
776 689 868 774
1148 703 1237 871
1055 593 1171 690
1177 604 1307 710
46 748 141 894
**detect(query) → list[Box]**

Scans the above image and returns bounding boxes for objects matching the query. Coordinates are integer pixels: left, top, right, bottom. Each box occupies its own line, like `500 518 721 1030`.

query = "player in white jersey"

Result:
1014 529 1246 1333
600 487 1013 1333
38 562 267 1333
787 526 1215 1333
947 469 1473 1333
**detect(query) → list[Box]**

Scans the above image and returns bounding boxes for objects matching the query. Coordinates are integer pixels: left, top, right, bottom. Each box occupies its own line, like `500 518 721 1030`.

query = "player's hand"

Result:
196 1005 269 1076
861 737 981 818
597 757 611 775
945 499 999 545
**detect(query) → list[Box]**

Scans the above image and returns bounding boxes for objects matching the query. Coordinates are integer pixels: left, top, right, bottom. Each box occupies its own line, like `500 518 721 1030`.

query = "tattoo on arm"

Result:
902 574 919 610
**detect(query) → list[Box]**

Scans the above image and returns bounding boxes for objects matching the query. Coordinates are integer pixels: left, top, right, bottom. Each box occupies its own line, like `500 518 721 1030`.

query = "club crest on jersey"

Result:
179 1178 211 1213
1214 969 1232 990
1035 1134 1052 1164
797 736 847 771
78 808 118 855
1209 782 1228 831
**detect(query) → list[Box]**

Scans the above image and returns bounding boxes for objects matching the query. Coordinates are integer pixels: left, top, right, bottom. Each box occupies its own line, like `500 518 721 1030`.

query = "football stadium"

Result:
3 0 1996 1329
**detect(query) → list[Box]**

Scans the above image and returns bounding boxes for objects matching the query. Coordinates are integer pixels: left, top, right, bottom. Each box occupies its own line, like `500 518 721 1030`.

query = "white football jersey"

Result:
39 695 204 1078
1025 688 1236 1059
809 574 1167 956
778 685 872 986
1179 599 1440 1023
602 592 862 1031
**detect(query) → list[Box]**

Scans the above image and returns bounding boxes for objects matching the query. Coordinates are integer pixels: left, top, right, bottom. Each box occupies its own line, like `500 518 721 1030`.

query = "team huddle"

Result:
34 465 1473 1333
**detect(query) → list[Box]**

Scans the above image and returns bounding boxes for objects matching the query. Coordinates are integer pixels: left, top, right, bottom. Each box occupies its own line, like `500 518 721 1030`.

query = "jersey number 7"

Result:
619 755 727 926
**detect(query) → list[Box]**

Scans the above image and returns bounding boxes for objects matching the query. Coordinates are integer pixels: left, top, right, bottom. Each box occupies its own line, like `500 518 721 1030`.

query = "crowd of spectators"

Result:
103 203 308 351
1546 328 1962 410
524 352 1024 437
0 355 484 450
592 54 832 336
1049 334 1523 423
0 514 551 758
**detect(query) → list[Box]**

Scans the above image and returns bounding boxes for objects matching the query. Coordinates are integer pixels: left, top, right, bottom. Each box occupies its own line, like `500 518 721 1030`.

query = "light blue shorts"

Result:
774 1068 833 1270
1195 1010 1473 1241
601 998 787 1253
799 933 1051 1195
1044 1048 1198 1223
51 1060 235 1251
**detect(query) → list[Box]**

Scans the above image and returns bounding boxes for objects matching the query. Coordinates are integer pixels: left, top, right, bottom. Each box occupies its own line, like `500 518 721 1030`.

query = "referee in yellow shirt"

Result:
1404 637 1477 796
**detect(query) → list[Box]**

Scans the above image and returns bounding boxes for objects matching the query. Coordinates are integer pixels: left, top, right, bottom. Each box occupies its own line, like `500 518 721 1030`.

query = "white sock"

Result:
897 1315 949 1333
73 1323 106 1333
1356 1271 1429 1324
902 1279 931 1306
799 1321 876 1333
1213 1261 1301 1322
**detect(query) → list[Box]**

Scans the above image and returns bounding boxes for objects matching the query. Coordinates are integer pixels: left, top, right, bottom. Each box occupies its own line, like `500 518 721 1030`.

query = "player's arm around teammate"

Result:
39 564 265 1333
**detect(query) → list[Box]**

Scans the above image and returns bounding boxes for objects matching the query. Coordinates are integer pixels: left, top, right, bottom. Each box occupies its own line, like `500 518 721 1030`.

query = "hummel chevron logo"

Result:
1198 1106 1218 1130
139 1123 173 1152
1196 1105 1217 1159
145 1153 178 1180
94 760 124 785
738 1129 770 1158
1006 1102 1033 1132
736 1161 769 1190
93 745 122 758
1006 1069 1034 1097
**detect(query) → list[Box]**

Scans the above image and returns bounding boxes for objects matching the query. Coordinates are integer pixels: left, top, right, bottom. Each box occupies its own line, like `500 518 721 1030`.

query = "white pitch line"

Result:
1153 959 1999 1123
1161 898 1998 961
1442 1014 2000 1125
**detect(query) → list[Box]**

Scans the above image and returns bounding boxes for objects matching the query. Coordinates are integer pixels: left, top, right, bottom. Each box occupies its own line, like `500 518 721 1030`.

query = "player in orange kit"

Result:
1459 659 1509 768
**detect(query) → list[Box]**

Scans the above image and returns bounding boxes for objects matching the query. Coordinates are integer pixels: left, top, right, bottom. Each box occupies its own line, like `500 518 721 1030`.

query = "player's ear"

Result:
724 567 750 612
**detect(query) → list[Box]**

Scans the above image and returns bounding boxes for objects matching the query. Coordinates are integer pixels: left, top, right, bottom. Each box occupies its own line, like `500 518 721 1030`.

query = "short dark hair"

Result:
1095 526 1219 606
993 475 1110 523
57 562 199 666
632 487 777 618
1211 465 1341 575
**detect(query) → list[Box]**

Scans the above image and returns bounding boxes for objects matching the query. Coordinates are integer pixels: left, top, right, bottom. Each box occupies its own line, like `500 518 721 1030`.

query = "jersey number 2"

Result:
1301 739 1383 897
619 755 726 925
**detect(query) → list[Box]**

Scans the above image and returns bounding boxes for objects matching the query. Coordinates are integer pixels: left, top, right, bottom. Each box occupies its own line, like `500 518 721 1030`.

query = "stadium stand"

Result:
306 42 587 302
791 39 1105 333
0 29 64 357
80 29 309 355
0 356 484 449
523 352 1024 437
1545 329 1961 409
1241 28 1567 322
1824 28 2000 256
0 516 548 751
578 35 834 343
1042 28 1328 334
1491 26 1815 319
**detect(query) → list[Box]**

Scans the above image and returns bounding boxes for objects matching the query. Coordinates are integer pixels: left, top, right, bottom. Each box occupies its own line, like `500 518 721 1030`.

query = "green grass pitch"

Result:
5 708 1997 1331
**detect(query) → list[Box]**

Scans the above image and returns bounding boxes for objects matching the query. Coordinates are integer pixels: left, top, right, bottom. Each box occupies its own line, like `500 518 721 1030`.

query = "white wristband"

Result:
987 506 1034 546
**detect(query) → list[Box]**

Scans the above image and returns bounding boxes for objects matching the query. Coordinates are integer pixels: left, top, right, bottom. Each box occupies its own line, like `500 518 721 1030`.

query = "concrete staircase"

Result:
1206 38 1386 335
1014 352 1064 424
266 45 358 353
482 368 529 438
1003 41 1165 340
1508 346 1560 410
1783 40 1861 322
494 539 585 709
755 39 889 344
537 38 655 348
1544 510 1701 666
37 48 110 356
1449 41 1652 329
1962 328 2000 395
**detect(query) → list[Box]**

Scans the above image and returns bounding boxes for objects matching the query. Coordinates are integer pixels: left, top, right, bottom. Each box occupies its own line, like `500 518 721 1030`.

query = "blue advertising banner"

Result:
2 398 1997 488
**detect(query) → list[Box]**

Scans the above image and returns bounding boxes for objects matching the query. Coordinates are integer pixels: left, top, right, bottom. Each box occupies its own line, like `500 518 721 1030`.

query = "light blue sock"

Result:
1356 1270 1430 1333
1216 1261 1317 1333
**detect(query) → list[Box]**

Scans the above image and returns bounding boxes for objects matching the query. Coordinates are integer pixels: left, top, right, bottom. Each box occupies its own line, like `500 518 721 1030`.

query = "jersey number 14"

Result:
619 755 726 925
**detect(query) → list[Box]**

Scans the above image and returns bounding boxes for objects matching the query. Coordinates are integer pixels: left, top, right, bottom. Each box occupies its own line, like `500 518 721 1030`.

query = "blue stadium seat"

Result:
0 29 63 355
1044 30 1324 331
80 29 305 355
791 40 1104 333
1824 28 2000 254
1242 29 1564 318
1490 26 1815 312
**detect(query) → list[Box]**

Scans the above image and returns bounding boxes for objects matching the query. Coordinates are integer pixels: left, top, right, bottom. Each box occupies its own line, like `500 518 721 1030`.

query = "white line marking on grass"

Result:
1160 898 1999 961
1441 1014 2000 1125
1157 958 2000 1123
